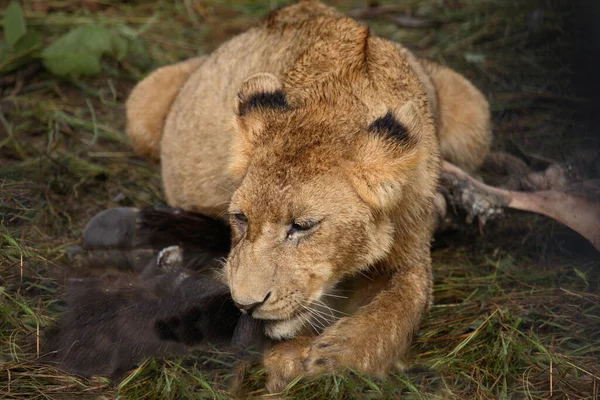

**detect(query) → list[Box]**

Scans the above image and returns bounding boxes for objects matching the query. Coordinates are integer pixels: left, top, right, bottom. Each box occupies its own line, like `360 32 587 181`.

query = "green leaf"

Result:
41 25 128 78
3 1 27 49
14 30 43 54
0 30 43 75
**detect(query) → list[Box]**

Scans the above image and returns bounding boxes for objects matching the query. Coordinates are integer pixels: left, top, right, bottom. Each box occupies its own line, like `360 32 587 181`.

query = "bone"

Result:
441 160 600 251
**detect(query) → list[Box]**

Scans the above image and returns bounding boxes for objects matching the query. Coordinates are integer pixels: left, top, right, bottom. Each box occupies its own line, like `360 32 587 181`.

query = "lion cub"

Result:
125 0 491 391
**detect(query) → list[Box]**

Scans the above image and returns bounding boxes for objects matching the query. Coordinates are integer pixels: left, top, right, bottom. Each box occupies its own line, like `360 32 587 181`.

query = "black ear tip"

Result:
368 110 412 145
238 90 290 116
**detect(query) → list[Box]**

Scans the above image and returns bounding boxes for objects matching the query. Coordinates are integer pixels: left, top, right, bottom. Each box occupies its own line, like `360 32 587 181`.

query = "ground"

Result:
1 0 599 399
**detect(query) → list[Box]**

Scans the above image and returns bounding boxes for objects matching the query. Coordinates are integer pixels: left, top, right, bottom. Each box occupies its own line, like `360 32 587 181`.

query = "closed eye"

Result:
287 219 321 239
231 212 248 225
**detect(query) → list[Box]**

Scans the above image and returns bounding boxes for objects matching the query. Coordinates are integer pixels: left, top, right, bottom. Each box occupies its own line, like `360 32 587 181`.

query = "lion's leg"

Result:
264 259 431 392
126 56 206 162
301 262 430 375
420 59 492 172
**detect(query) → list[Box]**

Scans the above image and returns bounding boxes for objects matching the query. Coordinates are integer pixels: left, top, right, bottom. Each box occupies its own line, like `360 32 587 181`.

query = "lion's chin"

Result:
263 313 307 340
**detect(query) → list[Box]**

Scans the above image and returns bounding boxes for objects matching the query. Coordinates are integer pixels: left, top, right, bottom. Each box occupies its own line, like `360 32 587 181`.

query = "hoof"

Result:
82 207 139 250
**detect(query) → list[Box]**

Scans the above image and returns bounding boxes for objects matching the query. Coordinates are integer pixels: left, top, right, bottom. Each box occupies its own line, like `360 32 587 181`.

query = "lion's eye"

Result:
232 212 248 225
287 219 320 238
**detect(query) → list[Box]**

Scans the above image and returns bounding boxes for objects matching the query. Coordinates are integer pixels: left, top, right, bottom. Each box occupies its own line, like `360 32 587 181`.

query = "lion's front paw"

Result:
264 320 393 392
303 318 367 375
264 337 312 393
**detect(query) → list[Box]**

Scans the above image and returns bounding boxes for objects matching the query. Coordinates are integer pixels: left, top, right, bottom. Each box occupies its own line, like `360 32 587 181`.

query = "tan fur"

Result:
419 59 492 171
125 0 492 392
126 57 205 162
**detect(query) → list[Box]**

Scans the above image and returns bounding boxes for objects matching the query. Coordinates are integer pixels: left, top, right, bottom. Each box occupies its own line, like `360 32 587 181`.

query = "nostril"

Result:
234 301 257 313
234 291 272 315
263 291 272 303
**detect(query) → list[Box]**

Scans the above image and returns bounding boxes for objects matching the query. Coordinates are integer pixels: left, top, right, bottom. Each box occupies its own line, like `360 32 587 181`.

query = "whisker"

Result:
300 304 329 330
305 303 336 326
299 305 324 332
302 306 326 329
216 208 230 220
212 268 226 280
322 293 348 299
215 257 228 268
216 184 236 196
298 310 320 334
356 270 375 281
310 308 336 326
312 299 349 317
310 309 334 327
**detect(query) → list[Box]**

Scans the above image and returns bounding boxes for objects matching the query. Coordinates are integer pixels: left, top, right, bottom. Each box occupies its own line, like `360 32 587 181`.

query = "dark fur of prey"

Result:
72 206 231 271
45 207 264 379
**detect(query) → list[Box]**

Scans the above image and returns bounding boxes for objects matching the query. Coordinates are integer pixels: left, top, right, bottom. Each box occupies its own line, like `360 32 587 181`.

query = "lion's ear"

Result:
235 72 289 116
233 72 290 145
230 73 289 178
347 101 430 210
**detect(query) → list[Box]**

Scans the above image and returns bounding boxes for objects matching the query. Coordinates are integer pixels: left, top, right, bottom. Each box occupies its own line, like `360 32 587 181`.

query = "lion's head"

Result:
224 39 439 339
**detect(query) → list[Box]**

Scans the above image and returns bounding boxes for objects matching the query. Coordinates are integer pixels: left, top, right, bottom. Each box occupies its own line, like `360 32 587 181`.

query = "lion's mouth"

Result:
250 292 337 338
261 303 342 339
251 305 307 321
262 311 312 339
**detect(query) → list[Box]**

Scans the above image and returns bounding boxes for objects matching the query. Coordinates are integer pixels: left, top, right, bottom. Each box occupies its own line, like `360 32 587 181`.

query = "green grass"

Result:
1 0 598 398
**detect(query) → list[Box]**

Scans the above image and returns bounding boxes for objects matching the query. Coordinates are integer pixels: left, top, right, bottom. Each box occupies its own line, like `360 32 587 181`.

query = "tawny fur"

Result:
126 57 205 162
420 58 492 171
125 0 492 392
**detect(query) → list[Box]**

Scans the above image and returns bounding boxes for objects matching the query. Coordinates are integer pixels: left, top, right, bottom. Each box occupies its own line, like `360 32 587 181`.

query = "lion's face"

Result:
226 170 394 338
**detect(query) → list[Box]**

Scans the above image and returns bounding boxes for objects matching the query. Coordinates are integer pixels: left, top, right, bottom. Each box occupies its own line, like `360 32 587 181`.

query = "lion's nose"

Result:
233 291 271 315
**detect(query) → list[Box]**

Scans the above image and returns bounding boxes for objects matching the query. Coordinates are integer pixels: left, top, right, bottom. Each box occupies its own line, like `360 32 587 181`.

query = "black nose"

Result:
234 292 271 315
